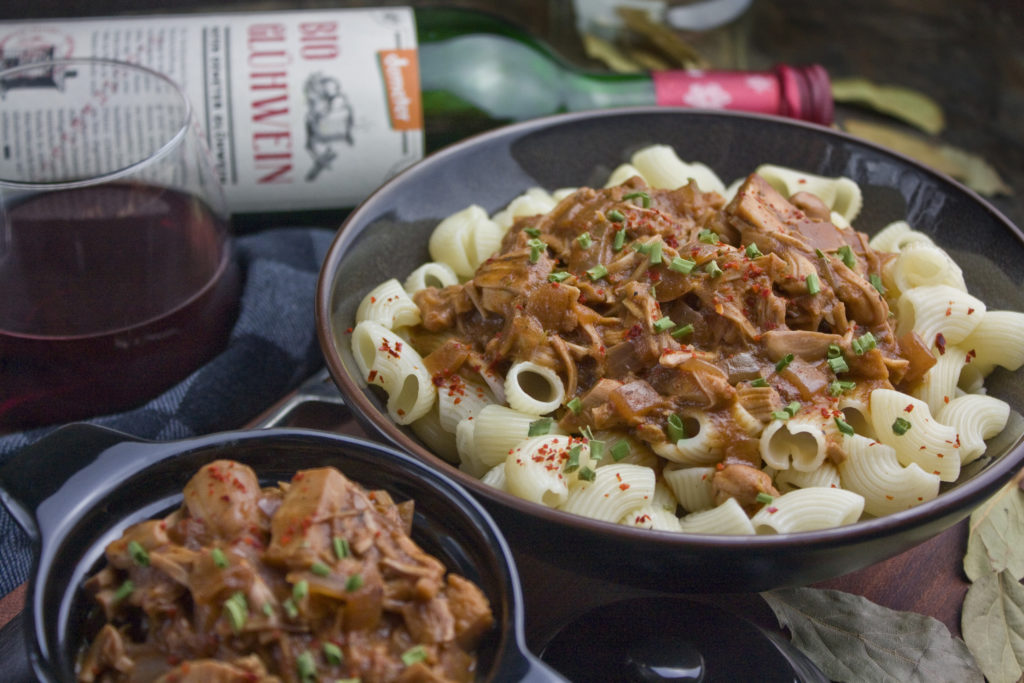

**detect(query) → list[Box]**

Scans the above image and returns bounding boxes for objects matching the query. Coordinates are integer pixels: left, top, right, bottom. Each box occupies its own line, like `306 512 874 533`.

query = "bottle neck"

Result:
419 35 655 122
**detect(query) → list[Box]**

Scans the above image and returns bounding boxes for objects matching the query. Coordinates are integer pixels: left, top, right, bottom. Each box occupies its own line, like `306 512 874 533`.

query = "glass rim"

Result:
0 57 194 190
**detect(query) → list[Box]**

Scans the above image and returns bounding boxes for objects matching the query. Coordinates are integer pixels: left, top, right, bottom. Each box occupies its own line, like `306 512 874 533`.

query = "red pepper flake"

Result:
904 404 914 412
345 327 353 334
625 323 644 340
378 338 402 359
945 305 952 317
370 296 377 303
367 370 378 383
967 307 975 314
619 483 631 491
885 495 894 500
935 333 947 355
766 506 779 514
944 395 950 403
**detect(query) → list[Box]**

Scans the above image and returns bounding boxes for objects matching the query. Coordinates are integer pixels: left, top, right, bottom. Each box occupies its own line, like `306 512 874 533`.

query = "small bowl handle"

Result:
0 423 138 541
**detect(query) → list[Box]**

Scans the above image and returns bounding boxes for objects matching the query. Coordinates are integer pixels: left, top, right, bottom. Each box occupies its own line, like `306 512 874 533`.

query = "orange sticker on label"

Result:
378 48 422 131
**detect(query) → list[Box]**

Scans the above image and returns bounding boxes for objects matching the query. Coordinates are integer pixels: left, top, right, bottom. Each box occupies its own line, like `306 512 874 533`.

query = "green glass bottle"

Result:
414 7 832 150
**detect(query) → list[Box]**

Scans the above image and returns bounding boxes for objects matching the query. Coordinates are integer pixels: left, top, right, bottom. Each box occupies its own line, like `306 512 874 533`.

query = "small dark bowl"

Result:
0 425 561 682
316 108 1024 593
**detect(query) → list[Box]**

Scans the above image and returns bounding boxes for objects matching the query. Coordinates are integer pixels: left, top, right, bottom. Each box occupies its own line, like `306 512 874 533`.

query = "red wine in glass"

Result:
0 182 240 430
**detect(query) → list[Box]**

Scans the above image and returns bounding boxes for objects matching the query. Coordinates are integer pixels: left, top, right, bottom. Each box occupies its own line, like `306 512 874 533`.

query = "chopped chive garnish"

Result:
829 380 857 396
669 256 696 273
750 377 769 388
323 642 344 666
576 232 593 249
128 540 149 567
564 444 581 473
211 547 228 569
610 440 630 461
772 401 801 421
827 344 842 358
587 264 608 280
607 209 625 222
311 562 330 577
653 316 675 332
523 227 540 237
528 417 553 436
869 273 887 294
346 574 364 591
698 229 720 245
647 241 663 264
297 650 316 682
547 271 571 283
624 191 651 207
705 260 723 278
671 323 694 340
745 243 763 258
527 238 546 264
613 228 627 251
835 417 855 436
775 353 794 372
283 598 299 619
402 645 429 666
666 414 686 442
892 417 912 435
581 425 596 441
755 492 774 505
837 245 856 268
114 580 134 603
633 241 651 254
815 248 826 259
827 355 850 374
589 439 605 462
578 466 596 482
293 579 309 601
333 536 350 559
806 273 821 295
851 332 877 355
262 603 275 618
224 592 248 632
566 397 582 414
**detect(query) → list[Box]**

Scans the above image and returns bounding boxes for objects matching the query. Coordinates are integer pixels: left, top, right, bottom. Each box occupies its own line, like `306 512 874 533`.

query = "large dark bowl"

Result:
0 425 561 682
316 107 1024 593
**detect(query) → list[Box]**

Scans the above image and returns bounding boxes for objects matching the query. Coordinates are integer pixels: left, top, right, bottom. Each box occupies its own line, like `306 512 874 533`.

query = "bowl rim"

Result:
315 106 1024 551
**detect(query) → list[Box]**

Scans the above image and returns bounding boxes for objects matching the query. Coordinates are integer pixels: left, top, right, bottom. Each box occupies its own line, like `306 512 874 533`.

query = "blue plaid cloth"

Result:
0 227 336 597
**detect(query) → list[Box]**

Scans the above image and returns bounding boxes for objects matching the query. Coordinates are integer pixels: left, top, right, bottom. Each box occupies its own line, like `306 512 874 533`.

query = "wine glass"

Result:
0 58 240 430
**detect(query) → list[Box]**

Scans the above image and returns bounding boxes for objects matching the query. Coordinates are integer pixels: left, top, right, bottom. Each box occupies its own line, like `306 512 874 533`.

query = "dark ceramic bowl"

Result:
0 425 562 682
316 107 1024 593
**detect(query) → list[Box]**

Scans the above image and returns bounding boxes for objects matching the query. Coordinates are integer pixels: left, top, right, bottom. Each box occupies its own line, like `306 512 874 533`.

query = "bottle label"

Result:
652 70 781 115
0 8 423 213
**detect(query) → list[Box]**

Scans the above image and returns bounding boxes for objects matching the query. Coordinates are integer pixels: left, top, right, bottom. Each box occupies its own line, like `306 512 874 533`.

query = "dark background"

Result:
6 0 1022 229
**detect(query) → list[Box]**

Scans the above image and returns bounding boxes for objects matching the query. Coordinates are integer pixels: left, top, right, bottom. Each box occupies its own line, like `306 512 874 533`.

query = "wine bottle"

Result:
0 7 831 229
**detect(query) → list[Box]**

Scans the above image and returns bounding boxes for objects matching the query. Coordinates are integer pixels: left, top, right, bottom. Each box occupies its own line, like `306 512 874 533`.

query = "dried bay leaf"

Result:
582 33 646 73
964 472 1024 582
841 118 1012 197
616 6 707 69
832 78 945 135
961 571 1024 683
762 587 983 682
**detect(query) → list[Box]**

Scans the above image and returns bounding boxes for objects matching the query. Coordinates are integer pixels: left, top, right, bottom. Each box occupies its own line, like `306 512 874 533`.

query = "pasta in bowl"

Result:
317 108 1024 591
